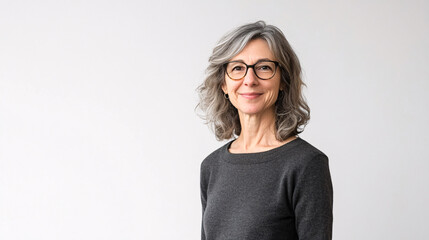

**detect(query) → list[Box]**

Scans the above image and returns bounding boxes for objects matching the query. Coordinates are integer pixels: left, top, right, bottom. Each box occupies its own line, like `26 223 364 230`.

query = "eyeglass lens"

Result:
226 61 276 80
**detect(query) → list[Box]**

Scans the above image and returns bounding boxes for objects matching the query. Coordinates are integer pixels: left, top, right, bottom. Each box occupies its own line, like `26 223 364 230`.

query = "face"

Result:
222 38 283 116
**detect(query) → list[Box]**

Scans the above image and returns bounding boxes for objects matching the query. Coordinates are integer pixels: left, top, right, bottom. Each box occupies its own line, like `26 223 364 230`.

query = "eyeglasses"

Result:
224 60 279 80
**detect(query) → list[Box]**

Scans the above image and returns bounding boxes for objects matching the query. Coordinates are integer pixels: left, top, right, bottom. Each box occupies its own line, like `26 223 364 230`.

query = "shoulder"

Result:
294 137 326 156
286 138 329 170
200 140 231 170
282 139 332 197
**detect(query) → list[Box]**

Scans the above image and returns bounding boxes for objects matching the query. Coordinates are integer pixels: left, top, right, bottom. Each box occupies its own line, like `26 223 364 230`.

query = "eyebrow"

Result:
228 58 274 63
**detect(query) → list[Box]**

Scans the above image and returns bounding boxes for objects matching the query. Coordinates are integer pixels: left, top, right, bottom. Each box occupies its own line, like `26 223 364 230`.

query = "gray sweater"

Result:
200 137 333 240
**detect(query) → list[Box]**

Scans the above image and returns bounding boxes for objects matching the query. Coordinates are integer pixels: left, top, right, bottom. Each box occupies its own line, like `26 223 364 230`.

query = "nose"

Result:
243 68 259 86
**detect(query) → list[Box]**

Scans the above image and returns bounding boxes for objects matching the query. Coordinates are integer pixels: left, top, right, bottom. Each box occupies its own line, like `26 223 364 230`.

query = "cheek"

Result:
265 92 279 103
228 83 241 93
266 84 281 102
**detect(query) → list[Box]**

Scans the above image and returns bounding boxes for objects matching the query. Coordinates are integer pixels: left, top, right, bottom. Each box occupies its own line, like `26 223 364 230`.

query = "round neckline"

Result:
222 137 303 165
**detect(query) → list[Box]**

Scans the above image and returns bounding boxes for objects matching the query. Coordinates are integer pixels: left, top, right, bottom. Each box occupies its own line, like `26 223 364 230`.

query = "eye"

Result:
227 63 246 73
256 65 273 71
232 66 244 71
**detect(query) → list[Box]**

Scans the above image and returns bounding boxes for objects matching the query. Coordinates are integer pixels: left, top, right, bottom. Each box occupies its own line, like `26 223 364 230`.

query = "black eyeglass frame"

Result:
224 60 280 80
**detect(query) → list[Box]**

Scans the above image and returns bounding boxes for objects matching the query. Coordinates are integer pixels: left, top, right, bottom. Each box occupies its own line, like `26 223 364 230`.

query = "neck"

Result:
236 107 280 150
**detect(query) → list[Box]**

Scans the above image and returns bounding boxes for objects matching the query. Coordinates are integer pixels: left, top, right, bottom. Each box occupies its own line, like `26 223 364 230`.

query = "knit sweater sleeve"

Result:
200 162 208 240
292 153 333 240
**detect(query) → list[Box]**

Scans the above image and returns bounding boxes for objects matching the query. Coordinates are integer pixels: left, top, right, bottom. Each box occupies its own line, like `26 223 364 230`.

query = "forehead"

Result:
230 38 276 62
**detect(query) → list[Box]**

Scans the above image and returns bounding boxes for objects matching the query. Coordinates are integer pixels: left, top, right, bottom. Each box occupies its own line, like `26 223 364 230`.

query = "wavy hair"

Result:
195 21 310 141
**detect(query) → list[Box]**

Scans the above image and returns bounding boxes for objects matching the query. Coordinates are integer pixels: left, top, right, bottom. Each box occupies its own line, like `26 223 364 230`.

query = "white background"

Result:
1 0 428 239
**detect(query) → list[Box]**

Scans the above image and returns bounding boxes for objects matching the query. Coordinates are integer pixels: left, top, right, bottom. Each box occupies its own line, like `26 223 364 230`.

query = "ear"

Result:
221 82 227 94
280 81 286 91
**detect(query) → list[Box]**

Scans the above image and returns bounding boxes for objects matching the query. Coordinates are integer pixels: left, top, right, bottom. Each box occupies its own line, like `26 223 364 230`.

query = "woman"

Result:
196 21 333 240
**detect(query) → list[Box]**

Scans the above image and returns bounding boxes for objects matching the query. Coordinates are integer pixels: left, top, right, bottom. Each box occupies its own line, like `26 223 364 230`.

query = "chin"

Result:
239 107 265 115
238 103 275 115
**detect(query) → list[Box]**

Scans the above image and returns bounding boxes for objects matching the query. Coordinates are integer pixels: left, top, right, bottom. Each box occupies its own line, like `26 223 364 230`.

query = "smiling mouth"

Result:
240 93 262 99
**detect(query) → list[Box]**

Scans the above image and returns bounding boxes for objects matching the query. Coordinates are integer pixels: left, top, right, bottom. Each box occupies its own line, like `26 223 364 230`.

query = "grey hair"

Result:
195 21 310 141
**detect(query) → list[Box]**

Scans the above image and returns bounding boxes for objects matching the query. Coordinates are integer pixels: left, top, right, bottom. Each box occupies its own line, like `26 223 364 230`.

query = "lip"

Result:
240 93 263 99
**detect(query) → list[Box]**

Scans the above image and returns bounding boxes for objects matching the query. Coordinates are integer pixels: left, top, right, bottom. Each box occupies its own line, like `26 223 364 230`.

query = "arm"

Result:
292 154 333 240
200 164 207 240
